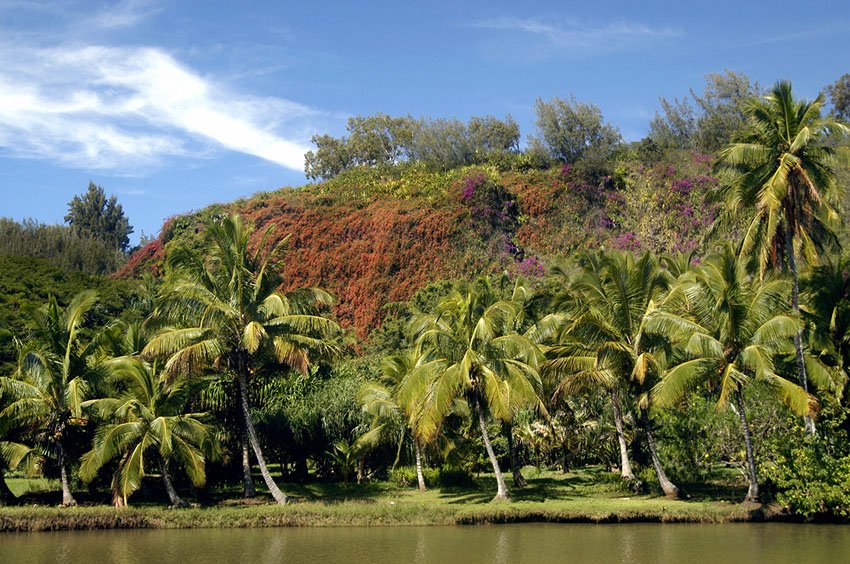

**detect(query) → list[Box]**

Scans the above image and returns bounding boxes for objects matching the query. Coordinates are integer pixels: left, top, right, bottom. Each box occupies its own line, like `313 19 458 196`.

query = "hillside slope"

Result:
120 153 718 339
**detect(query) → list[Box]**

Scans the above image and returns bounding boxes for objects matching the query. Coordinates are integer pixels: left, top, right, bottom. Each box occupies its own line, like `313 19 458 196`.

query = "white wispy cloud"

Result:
87 0 162 30
471 17 682 57
742 23 850 47
0 43 318 172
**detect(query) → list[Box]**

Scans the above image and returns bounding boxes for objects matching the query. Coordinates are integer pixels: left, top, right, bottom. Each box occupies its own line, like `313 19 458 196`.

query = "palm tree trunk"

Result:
237 371 288 505
785 220 816 435
391 429 405 474
414 438 427 492
158 456 187 508
561 445 569 473
241 427 256 498
734 389 760 503
642 413 679 498
474 399 509 501
356 456 366 484
57 441 77 506
610 388 635 480
504 422 527 488
110 473 126 508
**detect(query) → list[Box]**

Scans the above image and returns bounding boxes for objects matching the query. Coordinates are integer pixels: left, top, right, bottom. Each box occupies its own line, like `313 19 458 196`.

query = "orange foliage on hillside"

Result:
120 157 715 340
243 197 467 338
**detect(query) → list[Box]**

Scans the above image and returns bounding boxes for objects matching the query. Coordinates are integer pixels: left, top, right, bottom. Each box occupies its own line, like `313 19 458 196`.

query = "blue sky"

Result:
1 0 849 243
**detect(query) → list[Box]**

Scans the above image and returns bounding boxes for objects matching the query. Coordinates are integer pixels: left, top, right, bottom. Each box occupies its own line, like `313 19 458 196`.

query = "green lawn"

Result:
0 467 774 531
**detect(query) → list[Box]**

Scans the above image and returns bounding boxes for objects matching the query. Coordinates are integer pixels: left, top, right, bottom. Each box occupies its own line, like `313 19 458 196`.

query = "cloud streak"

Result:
88 0 162 30
742 23 850 47
471 17 682 58
0 42 318 173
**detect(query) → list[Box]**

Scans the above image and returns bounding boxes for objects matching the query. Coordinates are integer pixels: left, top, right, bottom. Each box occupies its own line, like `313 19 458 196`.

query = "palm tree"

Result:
718 81 849 432
144 215 340 504
0 291 107 506
79 356 216 508
360 349 431 491
545 250 679 496
647 246 817 502
401 278 544 501
803 257 850 389
327 426 384 485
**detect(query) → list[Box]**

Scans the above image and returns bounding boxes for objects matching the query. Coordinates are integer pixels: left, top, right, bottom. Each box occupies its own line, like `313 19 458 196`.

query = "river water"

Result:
2 523 847 563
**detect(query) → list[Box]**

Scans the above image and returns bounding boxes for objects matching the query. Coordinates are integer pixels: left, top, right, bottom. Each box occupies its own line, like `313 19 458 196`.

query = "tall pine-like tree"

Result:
65 182 133 252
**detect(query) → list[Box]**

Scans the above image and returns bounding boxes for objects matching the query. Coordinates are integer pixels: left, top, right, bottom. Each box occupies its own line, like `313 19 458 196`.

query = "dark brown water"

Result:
2 523 847 564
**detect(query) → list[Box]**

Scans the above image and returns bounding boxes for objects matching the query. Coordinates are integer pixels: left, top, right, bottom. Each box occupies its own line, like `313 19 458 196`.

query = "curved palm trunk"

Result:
237 371 289 505
641 413 679 498
57 441 77 506
158 456 187 508
785 220 816 435
505 422 527 488
110 473 127 508
734 389 760 503
241 427 256 498
414 438 427 492
610 388 635 480
474 399 509 501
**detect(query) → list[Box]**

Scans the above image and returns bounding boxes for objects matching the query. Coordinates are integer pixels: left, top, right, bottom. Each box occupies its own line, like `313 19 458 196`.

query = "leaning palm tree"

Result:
0 291 107 506
401 278 544 501
545 250 679 496
648 246 818 502
80 356 216 508
144 215 340 504
718 81 849 432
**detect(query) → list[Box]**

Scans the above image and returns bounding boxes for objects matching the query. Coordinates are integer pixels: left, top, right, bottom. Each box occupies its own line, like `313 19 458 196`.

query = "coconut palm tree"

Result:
0 291 108 506
144 215 340 504
803 257 850 389
718 81 849 432
544 250 680 496
80 355 216 508
647 246 817 502
401 278 544 501
360 349 431 491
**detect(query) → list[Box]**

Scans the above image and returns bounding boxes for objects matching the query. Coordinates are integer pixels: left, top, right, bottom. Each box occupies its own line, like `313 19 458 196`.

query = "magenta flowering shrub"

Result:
602 154 719 255
457 172 519 232
514 256 546 277
611 231 642 251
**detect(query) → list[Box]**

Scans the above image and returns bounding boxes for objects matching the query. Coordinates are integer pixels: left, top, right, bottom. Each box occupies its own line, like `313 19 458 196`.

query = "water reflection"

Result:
3 523 849 564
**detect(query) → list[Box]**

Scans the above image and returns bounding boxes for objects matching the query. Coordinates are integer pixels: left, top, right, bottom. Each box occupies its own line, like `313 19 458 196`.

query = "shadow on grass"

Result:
5 465 753 510
437 471 599 504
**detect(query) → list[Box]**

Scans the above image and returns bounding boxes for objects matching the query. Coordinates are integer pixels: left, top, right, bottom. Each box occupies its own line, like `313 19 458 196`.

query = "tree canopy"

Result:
532 95 621 164
65 182 133 252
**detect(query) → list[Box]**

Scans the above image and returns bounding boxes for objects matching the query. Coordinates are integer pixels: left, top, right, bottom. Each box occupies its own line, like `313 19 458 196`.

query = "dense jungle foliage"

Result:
3 72 850 520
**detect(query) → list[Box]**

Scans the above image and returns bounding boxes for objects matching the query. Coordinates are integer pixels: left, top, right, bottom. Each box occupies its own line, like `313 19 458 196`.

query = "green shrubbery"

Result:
0 219 125 275
388 466 474 488
389 466 438 487
763 402 850 519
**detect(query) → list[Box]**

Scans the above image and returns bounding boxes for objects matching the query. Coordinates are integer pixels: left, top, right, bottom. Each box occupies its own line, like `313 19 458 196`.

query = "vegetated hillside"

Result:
0 254 137 370
120 150 719 339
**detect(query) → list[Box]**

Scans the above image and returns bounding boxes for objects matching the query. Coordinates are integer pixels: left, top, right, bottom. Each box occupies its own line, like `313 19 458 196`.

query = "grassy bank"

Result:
0 467 781 532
